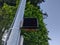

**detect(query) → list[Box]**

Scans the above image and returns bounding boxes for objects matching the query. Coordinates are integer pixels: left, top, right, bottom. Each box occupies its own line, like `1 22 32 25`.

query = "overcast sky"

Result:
40 0 60 45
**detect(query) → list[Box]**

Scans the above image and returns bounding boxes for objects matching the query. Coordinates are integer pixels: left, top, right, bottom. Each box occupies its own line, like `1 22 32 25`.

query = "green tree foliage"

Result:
0 0 49 45
0 0 19 29
21 2 49 45
0 3 16 29
27 0 45 6
0 0 19 44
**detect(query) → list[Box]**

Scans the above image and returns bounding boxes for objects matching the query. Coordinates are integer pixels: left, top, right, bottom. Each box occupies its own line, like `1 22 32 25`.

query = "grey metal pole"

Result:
7 0 26 45
20 35 24 45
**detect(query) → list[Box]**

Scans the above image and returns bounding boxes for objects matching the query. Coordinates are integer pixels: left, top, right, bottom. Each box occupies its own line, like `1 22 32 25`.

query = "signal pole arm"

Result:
7 0 26 45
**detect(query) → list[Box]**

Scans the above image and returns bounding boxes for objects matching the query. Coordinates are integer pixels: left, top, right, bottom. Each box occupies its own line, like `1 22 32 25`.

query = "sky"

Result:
40 0 60 45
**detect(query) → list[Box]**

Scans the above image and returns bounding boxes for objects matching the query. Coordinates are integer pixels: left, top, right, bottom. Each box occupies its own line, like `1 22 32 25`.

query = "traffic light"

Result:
21 18 39 31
